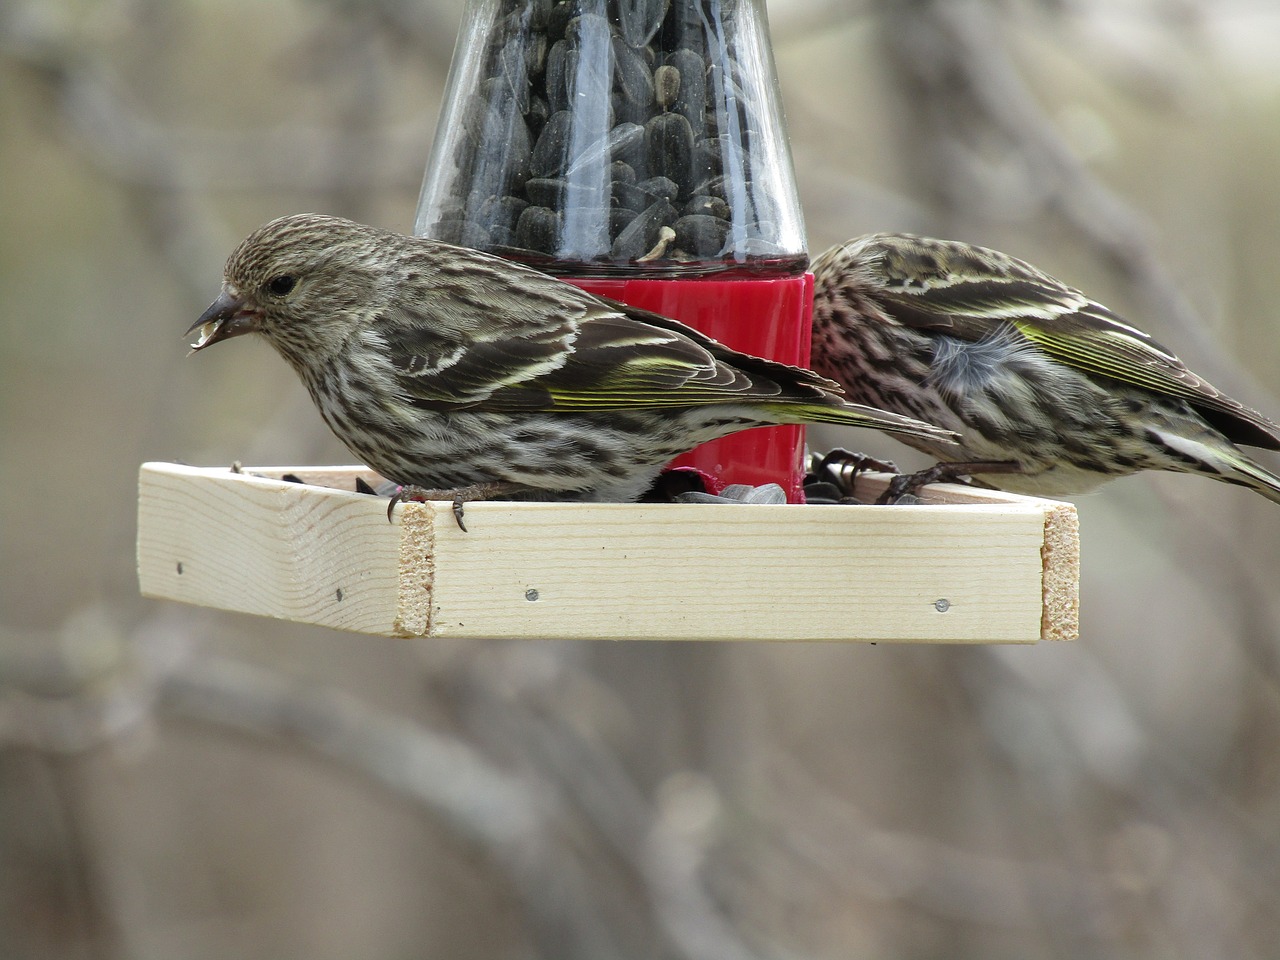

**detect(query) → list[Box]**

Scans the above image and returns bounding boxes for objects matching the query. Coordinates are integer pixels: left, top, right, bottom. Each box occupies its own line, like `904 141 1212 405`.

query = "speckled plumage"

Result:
189 214 952 503
811 232 1280 502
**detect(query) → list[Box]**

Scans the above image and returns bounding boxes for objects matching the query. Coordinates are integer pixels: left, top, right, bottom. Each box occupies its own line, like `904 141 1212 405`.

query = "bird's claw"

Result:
808 448 901 500
386 485 469 531
875 461 1020 504
386 482 522 531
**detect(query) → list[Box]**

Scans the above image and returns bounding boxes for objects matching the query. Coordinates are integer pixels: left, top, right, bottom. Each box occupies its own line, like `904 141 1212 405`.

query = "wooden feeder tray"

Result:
137 462 1078 643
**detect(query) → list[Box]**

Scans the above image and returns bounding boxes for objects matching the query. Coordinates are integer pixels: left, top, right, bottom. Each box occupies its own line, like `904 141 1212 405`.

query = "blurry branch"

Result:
3 29 428 193
0 1 436 298
1168 492 1280 681
0 613 627 960
0 608 175 755
961 644 1280 935
0 3 433 193
767 0 874 43
758 751 1108 928
454 646 793 960
156 651 642 960
1 16 234 297
161 658 543 849
4 605 1250 958
1048 0 1208 109
307 0 461 66
5 602 1278 956
877 0 1280 413
0 611 792 960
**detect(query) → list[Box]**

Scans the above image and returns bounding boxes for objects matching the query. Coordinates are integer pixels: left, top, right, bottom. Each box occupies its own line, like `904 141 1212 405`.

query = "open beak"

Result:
186 289 261 353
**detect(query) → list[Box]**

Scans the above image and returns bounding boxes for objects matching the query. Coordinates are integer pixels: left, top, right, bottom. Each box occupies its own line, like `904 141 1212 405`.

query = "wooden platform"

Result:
136 462 1078 643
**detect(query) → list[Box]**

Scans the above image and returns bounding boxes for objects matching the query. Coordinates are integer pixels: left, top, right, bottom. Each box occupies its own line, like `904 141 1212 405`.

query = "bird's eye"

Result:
266 275 297 297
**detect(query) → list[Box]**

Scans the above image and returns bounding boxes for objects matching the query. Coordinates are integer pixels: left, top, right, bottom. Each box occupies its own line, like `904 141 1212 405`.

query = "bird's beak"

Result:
186 289 260 354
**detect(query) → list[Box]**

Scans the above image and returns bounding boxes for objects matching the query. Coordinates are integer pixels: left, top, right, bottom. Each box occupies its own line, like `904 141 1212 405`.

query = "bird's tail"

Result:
774 399 957 447
1223 450 1280 505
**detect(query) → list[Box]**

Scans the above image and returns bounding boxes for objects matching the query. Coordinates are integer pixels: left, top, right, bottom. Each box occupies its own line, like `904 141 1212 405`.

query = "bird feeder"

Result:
415 0 813 499
137 0 1082 643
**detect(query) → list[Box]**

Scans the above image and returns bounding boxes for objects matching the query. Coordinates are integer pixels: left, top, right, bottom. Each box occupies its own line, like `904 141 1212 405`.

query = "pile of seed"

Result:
423 0 801 275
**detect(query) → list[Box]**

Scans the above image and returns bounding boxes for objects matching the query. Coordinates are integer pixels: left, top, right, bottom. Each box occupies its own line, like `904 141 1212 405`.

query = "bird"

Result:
188 214 954 526
810 232 1280 505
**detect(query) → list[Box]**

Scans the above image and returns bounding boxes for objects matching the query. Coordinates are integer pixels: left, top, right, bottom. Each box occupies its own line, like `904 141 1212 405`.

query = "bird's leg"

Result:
810 448 901 502
876 461 1023 505
387 482 519 531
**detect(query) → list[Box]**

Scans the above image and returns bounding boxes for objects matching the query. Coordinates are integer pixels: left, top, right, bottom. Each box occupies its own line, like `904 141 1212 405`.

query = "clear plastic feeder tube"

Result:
416 0 807 278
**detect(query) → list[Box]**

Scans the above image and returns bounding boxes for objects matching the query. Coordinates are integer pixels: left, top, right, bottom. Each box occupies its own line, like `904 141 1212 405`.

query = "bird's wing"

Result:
377 311 577 409
380 294 839 413
529 301 841 410
865 233 1280 449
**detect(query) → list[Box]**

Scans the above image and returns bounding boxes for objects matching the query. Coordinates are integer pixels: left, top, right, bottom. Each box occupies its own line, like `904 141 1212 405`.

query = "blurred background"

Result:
4 0 1280 956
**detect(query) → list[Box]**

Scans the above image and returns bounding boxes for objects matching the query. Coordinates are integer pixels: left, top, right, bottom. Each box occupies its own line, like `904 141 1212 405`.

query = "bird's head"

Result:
187 213 390 367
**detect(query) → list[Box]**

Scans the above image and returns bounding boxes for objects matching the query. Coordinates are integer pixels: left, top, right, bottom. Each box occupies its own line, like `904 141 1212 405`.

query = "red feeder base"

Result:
568 274 816 503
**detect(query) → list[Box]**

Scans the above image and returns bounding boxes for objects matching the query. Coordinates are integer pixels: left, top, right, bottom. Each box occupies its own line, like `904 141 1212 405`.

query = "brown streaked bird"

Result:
189 214 955 526
811 232 1280 504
